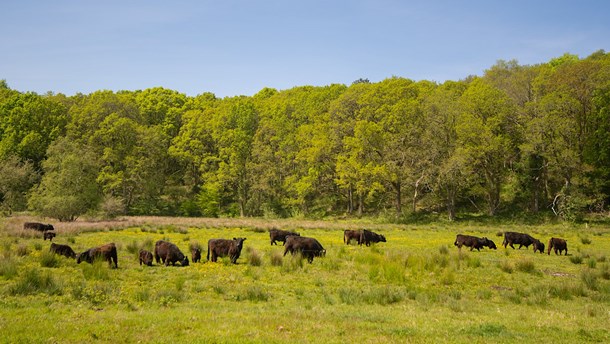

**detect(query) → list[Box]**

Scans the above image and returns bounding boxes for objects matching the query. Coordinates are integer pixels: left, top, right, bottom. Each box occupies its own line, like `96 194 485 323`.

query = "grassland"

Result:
0 215 609 343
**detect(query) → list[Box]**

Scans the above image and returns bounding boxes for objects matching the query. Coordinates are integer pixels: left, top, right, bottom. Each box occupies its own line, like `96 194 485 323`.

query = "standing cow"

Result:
547 238 568 256
50 243 76 259
269 229 300 245
191 247 202 263
43 231 56 241
360 229 386 246
139 249 154 266
284 236 326 263
24 222 54 232
76 243 118 268
454 234 497 251
343 230 362 245
154 240 189 266
207 238 246 264
503 232 545 253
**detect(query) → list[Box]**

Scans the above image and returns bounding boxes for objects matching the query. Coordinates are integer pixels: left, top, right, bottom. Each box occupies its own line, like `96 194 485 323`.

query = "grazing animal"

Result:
284 236 326 263
359 229 386 246
139 249 154 266
454 234 497 251
154 240 189 266
191 247 202 263
207 238 246 264
269 229 300 245
49 243 76 259
547 238 568 256
43 231 56 241
503 231 545 253
76 243 118 268
343 230 362 245
24 222 54 232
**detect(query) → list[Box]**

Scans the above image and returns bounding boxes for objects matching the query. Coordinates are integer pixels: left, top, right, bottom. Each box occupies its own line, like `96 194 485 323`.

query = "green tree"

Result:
0 155 38 214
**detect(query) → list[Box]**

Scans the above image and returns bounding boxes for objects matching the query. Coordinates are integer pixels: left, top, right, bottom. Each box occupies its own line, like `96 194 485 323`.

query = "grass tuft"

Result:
40 250 60 268
9 268 63 296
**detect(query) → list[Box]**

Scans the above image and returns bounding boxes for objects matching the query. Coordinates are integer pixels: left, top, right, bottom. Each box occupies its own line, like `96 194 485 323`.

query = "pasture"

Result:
0 216 609 343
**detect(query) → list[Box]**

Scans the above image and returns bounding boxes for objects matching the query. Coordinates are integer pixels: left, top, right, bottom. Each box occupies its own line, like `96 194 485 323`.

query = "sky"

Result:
1 0 609 98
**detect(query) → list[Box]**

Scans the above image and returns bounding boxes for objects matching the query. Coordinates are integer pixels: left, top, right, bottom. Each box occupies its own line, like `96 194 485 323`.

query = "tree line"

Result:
1 51 609 222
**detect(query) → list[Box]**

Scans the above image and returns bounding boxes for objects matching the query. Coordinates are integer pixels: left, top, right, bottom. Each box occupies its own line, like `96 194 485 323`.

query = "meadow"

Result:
0 215 609 343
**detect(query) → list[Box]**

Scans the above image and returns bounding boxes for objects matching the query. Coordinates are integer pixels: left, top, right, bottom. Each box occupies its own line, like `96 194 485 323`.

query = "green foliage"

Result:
9 268 63 296
40 250 60 268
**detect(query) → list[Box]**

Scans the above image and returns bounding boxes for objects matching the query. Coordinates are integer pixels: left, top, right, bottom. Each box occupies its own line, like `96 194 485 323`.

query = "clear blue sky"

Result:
1 0 608 98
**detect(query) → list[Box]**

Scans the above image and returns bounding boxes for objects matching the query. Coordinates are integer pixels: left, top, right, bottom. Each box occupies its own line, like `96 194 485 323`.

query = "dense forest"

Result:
1 51 609 222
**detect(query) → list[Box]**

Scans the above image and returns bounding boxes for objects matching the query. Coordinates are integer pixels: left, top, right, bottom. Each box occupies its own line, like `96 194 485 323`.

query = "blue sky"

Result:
1 0 608 97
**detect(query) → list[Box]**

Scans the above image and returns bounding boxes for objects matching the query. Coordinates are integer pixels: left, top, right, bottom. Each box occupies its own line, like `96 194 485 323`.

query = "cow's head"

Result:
181 256 190 266
76 251 88 264
379 234 387 242
486 239 497 250
233 237 247 250
534 241 545 254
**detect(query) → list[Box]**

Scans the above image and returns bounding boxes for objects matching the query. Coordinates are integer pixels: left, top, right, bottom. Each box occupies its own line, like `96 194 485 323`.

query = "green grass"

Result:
0 216 609 343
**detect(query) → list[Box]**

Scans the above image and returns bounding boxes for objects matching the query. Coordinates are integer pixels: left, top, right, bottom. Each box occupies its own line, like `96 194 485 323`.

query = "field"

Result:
0 216 609 343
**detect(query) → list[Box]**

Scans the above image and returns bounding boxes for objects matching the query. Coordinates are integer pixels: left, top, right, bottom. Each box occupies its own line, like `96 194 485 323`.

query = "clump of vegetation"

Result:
515 259 537 274
0 257 18 279
570 255 583 265
40 250 60 268
270 250 283 266
16 244 28 257
499 260 513 273
236 285 269 302
9 268 63 296
246 247 263 266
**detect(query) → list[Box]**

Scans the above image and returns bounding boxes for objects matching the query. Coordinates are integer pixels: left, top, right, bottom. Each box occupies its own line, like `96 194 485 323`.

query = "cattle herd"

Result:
22 222 570 269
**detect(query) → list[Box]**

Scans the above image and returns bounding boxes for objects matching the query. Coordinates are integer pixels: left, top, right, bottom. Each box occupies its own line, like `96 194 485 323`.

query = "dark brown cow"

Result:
360 229 386 246
284 236 326 263
343 230 362 245
76 243 118 268
191 247 202 263
24 222 54 232
269 229 300 245
139 249 154 266
454 234 497 251
503 232 545 253
207 238 246 264
43 231 56 241
154 240 189 266
548 238 568 256
49 243 76 259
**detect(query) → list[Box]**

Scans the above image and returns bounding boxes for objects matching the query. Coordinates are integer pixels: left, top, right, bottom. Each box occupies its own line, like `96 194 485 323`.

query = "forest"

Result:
1 51 609 222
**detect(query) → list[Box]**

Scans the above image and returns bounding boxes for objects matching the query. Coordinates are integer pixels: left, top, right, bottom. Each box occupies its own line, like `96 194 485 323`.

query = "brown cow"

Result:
547 238 568 256
43 231 56 241
454 234 497 251
503 232 545 253
360 229 386 246
207 238 246 264
191 247 202 263
49 243 76 259
139 249 154 266
76 243 118 268
284 236 326 263
154 240 189 266
269 229 300 245
24 222 54 232
343 230 362 245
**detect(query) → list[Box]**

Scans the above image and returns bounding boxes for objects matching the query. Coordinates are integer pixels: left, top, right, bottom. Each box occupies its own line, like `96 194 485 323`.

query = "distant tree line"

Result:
1 51 609 222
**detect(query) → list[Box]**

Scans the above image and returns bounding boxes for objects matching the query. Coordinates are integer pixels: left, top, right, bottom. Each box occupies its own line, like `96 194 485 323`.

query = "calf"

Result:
360 229 386 246
24 222 54 232
284 236 326 263
154 240 189 266
343 230 362 245
547 238 568 256
269 229 300 245
454 234 497 251
503 232 545 253
43 231 56 241
76 243 118 268
207 238 246 264
49 243 76 259
139 249 154 266
191 247 202 263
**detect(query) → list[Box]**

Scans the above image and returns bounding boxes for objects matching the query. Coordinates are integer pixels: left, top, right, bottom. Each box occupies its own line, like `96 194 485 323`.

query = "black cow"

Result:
454 234 497 251
284 236 326 263
207 238 246 264
360 229 386 246
24 222 54 232
547 237 568 256
503 232 545 253
191 247 202 263
76 243 118 268
43 231 56 241
154 240 189 266
139 249 154 266
49 243 76 259
343 230 362 245
269 229 300 245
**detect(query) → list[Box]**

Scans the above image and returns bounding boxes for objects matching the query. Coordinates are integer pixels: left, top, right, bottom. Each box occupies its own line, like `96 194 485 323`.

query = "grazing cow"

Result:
343 230 362 245
454 234 497 251
207 238 246 264
139 249 154 266
24 222 54 232
548 238 568 256
284 236 326 263
43 231 56 241
269 229 300 245
191 247 202 263
76 243 118 268
503 232 545 253
360 229 386 246
154 240 189 266
49 243 76 259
